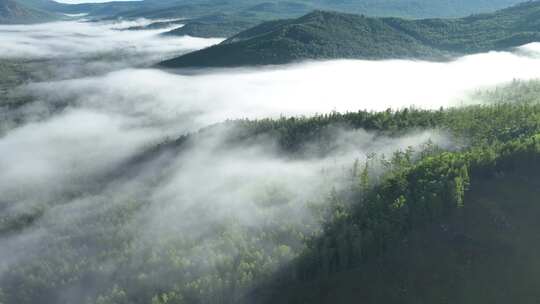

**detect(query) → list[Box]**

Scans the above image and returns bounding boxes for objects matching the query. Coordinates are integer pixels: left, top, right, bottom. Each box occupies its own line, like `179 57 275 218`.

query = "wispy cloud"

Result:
2 20 540 303
0 20 221 60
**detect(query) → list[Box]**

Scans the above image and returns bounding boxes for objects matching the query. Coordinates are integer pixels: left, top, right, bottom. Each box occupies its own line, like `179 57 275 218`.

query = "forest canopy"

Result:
3 79 540 303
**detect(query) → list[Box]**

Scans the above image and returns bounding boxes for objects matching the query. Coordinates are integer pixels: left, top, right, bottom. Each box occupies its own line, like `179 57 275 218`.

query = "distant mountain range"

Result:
159 1 540 68
116 0 527 20
0 0 54 23
163 15 256 39
0 0 528 24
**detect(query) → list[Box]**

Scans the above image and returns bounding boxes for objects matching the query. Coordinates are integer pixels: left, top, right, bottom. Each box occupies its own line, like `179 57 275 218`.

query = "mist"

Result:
0 111 451 302
0 20 221 60
2 20 540 303
7 43 540 136
0 19 222 82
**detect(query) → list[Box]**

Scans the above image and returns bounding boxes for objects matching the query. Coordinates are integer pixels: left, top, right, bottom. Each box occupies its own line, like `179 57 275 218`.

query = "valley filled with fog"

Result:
2 19 540 304
5 20 540 134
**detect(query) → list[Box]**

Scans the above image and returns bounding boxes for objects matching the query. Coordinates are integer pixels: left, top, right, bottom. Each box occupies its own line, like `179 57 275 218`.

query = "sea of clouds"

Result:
2 19 540 302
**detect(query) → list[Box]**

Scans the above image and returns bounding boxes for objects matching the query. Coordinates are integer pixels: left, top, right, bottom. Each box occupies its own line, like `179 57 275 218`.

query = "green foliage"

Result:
473 79 540 104
0 0 56 24
261 171 540 303
5 79 540 303
224 102 540 152
254 124 540 304
116 0 526 24
6 0 528 26
95 286 128 304
164 18 257 39
0 60 30 96
161 3 540 67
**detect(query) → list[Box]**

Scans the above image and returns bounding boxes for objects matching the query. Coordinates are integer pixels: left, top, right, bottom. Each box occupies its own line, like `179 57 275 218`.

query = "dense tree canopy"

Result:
4 79 540 303
161 2 540 67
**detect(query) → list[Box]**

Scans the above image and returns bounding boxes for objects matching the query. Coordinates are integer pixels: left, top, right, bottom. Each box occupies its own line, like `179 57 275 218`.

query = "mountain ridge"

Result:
0 0 54 23
159 1 540 68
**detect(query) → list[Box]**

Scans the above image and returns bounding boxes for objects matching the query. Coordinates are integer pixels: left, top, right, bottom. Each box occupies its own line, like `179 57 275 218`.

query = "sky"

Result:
53 0 140 4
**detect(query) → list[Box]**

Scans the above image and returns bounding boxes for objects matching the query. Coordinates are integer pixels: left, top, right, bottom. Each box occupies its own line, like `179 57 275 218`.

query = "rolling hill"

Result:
163 18 255 38
117 0 526 21
250 172 540 304
2 0 528 26
309 0 525 18
132 0 527 39
5 85 540 303
0 0 54 23
159 1 540 68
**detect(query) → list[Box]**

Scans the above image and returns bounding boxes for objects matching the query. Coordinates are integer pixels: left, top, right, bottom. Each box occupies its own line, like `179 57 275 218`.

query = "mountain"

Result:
0 0 54 23
2 0 528 25
123 0 527 39
250 166 540 304
115 0 526 21
17 0 175 18
5 81 540 303
159 2 313 39
15 0 64 12
159 11 444 67
159 1 540 68
163 16 256 38
308 0 525 18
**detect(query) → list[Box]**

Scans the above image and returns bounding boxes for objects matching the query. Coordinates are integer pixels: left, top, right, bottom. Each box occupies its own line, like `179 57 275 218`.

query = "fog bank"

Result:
2 20 540 303
0 20 221 60
12 43 540 136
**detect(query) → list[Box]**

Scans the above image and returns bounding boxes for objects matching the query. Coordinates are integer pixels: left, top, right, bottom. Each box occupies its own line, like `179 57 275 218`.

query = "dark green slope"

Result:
252 174 540 304
163 14 259 38
0 0 54 24
160 1 540 68
160 10 444 67
385 0 540 53
121 0 526 39
4 95 540 303
160 1 314 38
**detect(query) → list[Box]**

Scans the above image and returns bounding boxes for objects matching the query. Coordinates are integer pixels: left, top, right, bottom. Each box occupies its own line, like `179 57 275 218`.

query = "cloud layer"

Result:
2 20 540 303
11 43 540 137
0 19 221 64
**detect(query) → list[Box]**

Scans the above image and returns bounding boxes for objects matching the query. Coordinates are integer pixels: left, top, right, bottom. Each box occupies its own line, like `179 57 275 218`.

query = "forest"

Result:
160 2 540 67
7 0 528 21
3 1 540 303
2 79 540 303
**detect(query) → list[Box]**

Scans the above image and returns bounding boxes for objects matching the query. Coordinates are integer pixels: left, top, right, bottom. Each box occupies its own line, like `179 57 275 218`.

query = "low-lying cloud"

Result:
12 42 540 136
2 20 540 303
0 113 450 302
0 20 221 60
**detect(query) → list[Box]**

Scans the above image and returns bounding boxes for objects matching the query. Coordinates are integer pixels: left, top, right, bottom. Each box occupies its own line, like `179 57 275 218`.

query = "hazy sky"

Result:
53 0 140 4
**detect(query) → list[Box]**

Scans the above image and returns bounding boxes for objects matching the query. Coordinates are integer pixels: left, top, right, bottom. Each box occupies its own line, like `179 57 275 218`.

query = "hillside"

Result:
160 2 540 68
250 172 540 304
17 0 177 18
4 73 540 303
3 0 527 25
312 0 524 18
117 0 526 21
0 0 53 24
121 0 526 39
162 14 259 38
15 0 64 12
